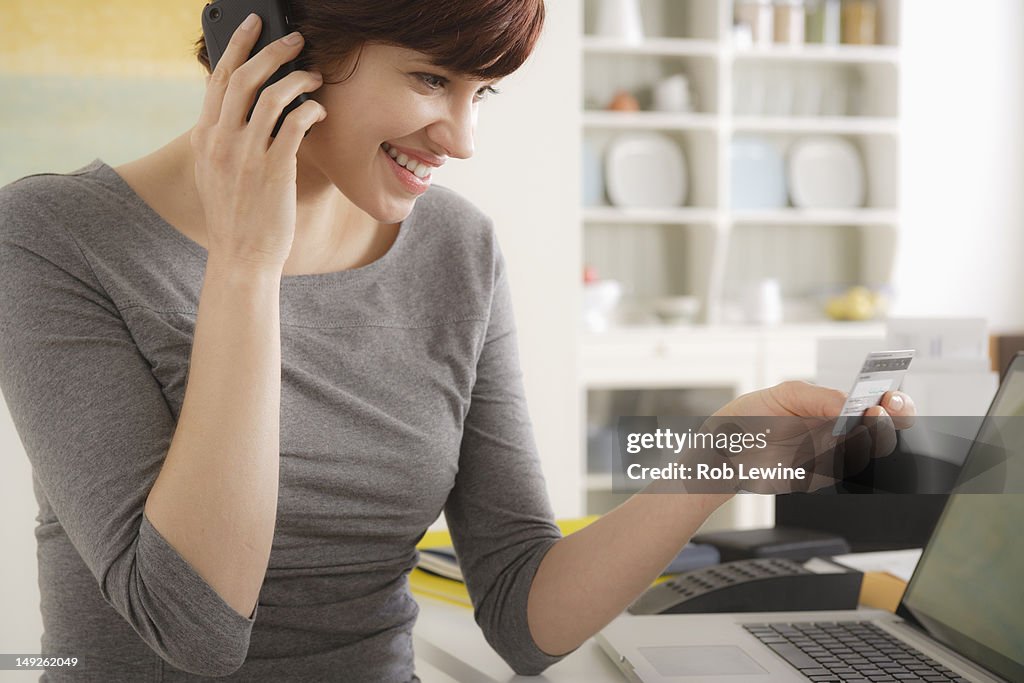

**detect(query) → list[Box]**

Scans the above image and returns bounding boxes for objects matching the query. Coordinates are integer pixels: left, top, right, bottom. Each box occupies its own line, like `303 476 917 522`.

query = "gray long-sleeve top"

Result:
0 160 568 682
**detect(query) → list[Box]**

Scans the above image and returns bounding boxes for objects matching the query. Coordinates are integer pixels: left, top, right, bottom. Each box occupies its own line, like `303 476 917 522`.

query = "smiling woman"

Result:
192 0 540 210
0 1 561 682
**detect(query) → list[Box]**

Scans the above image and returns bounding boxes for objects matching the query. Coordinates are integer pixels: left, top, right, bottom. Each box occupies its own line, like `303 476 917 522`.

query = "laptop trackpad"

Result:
638 645 767 676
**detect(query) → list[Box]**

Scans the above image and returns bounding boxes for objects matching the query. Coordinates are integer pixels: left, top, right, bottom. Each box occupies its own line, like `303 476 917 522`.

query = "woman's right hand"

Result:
190 14 326 269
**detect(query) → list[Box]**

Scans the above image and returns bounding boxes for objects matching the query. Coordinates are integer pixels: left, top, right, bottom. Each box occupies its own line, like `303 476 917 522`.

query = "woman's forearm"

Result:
526 490 734 656
144 254 283 619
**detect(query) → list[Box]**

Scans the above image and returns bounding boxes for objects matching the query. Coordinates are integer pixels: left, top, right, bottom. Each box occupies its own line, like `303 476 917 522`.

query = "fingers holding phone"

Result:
191 7 327 269
247 58 326 151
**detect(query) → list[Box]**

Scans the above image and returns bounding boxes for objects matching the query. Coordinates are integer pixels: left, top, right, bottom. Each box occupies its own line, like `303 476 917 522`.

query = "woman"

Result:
0 1 915 681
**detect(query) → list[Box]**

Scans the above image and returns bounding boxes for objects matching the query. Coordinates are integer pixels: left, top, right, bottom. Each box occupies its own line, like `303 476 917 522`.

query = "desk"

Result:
412 519 920 683
411 554 920 683
412 598 624 682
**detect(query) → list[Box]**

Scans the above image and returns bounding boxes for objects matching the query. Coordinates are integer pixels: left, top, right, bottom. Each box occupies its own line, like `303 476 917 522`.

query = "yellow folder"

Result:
410 516 601 608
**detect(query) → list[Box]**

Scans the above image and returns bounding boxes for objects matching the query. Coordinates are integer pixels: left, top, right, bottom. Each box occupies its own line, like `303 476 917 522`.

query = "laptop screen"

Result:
898 354 1024 682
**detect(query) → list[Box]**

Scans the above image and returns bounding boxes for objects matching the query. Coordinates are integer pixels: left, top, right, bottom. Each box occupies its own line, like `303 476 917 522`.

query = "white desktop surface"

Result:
412 597 625 682
409 547 925 682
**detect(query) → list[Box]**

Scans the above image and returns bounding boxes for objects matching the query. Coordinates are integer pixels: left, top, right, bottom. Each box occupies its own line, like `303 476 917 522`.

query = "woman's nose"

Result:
429 100 476 160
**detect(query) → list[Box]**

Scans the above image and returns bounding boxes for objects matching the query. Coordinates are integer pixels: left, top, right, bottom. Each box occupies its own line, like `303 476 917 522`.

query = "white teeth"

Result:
382 143 432 178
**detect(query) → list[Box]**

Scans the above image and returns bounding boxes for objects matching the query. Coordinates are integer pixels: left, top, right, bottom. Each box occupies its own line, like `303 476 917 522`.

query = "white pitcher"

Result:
593 0 645 44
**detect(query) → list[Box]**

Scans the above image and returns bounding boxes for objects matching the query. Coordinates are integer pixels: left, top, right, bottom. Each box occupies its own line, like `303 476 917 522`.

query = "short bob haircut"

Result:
194 0 546 83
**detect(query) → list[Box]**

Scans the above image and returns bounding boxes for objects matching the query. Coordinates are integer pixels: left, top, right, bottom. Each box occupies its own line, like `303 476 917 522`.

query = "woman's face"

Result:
297 43 501 223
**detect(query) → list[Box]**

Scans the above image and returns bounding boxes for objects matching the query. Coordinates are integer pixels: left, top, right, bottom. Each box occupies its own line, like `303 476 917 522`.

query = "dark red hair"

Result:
194 0 546 82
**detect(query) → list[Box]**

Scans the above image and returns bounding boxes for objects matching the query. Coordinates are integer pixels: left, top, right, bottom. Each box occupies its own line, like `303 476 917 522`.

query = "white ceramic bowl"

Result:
652 296 700 325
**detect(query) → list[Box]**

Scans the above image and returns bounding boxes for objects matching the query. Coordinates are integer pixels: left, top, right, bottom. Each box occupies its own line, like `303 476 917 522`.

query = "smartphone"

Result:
832 349 915 436
201 0 310 137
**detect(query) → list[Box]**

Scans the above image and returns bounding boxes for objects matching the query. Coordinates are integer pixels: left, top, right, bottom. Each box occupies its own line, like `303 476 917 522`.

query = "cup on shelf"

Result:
732 21 755 49
744 278 784 325
652 74 695 113
805 0 841 44
734 0 774 46
841 0 878 45
583 279 623 333
773 0 806 45
593 0 645 44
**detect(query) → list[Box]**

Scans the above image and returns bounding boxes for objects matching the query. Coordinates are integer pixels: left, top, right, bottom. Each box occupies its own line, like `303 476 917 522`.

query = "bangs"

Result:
196 1 546 82
380 0 546 80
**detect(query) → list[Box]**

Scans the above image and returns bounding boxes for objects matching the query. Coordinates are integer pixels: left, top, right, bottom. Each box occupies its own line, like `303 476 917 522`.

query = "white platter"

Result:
605 132 688 208
787 135 866 209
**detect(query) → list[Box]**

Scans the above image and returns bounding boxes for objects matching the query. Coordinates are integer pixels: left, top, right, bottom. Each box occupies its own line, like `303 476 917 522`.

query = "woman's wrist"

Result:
204 251 285 283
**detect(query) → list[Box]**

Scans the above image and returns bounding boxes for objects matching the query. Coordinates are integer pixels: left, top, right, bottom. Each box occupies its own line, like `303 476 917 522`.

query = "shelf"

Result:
579 0 902 515
582 35 720 58
582 38 899 64
583 110 719 132
582 321 887 344
732 116 899 136
731 44 900 65
730 209 898 226
583 206 720 225
582 208 898 227
580 322 886 389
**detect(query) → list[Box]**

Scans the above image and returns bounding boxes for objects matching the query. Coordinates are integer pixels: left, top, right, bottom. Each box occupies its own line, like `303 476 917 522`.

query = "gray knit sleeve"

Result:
442 233 572 676
0 178 255 676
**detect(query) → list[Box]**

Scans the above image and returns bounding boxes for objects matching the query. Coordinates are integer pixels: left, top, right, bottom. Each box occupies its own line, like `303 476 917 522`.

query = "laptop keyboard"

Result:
742 621 971 682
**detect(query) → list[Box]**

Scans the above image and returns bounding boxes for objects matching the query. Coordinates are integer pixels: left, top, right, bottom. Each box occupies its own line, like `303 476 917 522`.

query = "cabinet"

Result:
581 0 901 325
578 0 901 520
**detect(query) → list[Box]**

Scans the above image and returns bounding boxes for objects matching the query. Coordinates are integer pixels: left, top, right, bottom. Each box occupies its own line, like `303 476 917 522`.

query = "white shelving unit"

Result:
580 0 901 521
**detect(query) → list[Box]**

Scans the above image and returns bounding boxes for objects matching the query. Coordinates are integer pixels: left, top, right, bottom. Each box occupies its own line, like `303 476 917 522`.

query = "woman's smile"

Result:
380 141 435 195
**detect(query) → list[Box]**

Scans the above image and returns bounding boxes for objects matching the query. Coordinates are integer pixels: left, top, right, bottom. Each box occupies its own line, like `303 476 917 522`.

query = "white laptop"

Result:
597 353 1024 683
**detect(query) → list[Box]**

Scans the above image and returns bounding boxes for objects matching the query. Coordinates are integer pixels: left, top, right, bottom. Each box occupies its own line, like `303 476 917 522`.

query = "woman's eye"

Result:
417 73 446 89
475 86 500 102
416 73 500 102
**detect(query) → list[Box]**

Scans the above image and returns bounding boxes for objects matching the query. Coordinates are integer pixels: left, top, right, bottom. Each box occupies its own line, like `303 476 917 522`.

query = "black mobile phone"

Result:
201 0 310 137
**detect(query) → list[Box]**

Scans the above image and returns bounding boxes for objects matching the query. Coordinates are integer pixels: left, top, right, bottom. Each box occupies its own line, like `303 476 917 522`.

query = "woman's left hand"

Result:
717 379 915 426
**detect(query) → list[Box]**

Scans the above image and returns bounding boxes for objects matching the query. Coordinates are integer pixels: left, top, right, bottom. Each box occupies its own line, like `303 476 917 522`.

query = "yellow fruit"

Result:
825 296 848 320
825 287 878 320
844 295 875 320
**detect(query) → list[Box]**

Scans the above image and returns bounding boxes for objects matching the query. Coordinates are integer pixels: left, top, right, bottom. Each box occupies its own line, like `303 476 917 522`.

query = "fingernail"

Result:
889 394 904 411
283 31 302 45
241 13 259 30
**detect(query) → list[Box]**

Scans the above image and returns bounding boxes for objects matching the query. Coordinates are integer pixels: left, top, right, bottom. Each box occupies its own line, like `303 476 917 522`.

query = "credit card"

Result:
833 349 915 436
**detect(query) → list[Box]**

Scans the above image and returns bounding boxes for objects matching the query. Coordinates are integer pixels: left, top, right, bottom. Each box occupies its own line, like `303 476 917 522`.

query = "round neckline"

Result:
92 158 413 286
